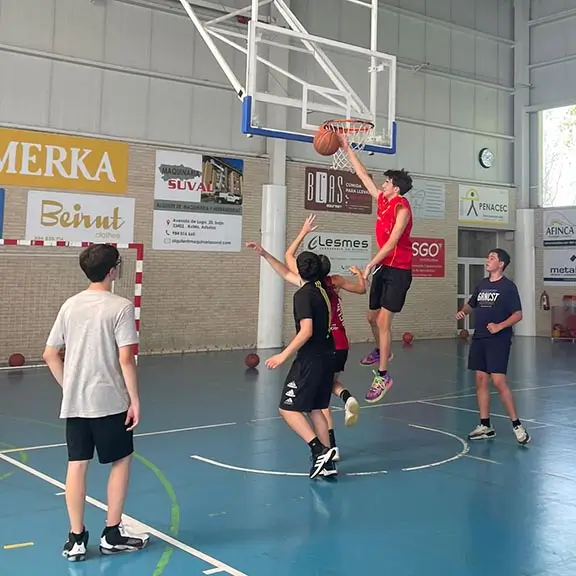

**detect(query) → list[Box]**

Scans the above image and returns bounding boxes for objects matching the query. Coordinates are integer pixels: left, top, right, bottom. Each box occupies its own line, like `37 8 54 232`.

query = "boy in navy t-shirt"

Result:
456 248 530 445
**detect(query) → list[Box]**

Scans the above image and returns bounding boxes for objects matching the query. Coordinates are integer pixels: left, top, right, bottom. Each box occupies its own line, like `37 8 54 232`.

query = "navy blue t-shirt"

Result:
468 276 522 339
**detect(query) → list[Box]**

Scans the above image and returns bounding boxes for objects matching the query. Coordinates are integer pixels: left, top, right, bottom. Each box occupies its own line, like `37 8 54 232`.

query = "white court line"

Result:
0 452 248 576
204 569 227 575
400 424 469 471
0 422 237 454
464 455 501 465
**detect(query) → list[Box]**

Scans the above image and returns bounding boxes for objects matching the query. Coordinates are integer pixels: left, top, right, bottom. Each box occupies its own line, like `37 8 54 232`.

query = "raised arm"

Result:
285 215 318 274
338 134 380 200
246 241 302 287
330 266 367 294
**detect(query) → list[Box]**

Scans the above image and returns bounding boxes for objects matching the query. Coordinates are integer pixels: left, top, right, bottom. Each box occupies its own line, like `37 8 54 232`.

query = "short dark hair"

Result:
384 168 413 196
79 244 120 283
318 254 331 278
297 251 322 282
489 248 511 270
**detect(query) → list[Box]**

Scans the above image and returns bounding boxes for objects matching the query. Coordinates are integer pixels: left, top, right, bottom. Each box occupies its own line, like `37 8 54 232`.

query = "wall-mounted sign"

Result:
0 128 128 194
411 237 445 278
459 185 509 225
304 167 372 214
542 208 576 247
303 231 372 274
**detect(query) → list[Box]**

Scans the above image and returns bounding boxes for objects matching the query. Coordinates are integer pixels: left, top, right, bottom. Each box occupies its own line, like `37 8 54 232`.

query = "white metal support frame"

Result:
177 0 397 155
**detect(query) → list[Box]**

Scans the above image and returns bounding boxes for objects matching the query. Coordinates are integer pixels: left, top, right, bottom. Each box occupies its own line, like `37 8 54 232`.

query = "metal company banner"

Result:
411 237 445 278
303 232 372 274
304 167 372 215
458 185 509 225
542 208 576 247
25 190 135 243
152 150 244 252
543 248 576 285
0 128 129 194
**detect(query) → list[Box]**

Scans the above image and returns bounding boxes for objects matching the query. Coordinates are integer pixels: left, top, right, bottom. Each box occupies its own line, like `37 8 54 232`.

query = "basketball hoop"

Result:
322 119 375 171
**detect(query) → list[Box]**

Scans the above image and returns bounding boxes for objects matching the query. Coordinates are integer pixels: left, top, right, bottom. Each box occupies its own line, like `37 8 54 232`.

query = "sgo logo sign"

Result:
411 237 445 278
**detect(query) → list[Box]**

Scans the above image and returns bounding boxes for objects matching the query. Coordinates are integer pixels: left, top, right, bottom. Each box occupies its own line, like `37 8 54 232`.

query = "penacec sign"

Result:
0 128 129 194
411 237 445 278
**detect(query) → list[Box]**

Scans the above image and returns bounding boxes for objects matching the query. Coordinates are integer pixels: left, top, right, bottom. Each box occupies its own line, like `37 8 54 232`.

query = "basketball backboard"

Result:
178 0 397 156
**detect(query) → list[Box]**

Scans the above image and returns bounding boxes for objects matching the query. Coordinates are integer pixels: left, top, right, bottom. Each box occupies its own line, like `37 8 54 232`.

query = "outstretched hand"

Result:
246 241 265 255
300 214 318 235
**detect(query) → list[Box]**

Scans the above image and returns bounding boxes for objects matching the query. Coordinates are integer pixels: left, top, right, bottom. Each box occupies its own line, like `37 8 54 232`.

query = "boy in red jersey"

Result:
340 135 414 403
285 216 366 460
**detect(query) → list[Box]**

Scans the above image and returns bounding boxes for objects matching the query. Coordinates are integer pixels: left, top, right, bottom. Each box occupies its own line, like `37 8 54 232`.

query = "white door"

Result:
457 258 487 334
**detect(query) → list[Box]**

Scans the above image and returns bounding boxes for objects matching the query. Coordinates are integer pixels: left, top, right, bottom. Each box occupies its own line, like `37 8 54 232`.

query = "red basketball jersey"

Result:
325 277 349 351
375 194 413 270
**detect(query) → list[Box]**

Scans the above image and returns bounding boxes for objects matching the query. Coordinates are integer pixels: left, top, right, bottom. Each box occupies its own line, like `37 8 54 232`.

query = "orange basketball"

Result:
313 127 340 156
402 332 413 344
245 353 260 369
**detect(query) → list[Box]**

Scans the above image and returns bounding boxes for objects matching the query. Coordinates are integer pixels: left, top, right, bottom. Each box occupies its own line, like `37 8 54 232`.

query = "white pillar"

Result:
256 0 289 349
515 209 536 335
513 0 535 337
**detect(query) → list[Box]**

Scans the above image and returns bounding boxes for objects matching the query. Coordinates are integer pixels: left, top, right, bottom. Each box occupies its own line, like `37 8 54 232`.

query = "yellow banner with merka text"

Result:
0 128 129 194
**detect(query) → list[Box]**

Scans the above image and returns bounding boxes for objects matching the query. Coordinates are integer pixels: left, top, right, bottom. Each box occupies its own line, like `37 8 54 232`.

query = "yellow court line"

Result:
3 542 34 550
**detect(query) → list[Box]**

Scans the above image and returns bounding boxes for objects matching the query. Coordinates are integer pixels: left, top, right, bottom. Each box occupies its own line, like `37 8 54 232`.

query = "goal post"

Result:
0 239 144 370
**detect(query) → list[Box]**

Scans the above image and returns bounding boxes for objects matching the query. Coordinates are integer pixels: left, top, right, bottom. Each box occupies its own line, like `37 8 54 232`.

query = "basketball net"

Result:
322 119 375 172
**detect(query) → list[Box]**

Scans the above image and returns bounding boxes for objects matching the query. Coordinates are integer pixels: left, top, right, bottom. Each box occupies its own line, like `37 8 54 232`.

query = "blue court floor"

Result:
1 336 576 576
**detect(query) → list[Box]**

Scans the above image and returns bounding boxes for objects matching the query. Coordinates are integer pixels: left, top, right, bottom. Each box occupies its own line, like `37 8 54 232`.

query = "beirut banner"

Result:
25 190 135 243
0 128 129 194
152 151 243 252
304 167 372 215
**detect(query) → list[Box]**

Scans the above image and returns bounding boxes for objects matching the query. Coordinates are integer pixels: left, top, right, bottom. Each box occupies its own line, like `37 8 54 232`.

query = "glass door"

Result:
457 258 487 333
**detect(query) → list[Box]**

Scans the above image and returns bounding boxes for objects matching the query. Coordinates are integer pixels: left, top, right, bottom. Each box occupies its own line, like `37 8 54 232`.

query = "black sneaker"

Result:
62 529 89 562
99 524 150 555
309 447 337 479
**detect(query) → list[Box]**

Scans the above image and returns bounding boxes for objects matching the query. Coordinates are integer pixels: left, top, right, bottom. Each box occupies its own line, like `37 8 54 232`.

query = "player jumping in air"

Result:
284 215 365 460
456 248 530 445
247 242 338 479
339 134 414 403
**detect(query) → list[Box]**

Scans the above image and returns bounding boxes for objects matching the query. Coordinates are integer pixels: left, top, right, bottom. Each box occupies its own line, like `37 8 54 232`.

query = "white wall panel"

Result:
475 86 499 133
49 62 102 133
451 0 476 30
0 0 54 52
398 15 426 63
450 132 475 178
53 0 106 61
423 127 450 176
451 31 476 77
425 23 451 70
475 0 500 36
450 81 475 129
101 71 149 139
396 69 425 120
0 52 52 127
475 38 499 81
424 76 450 125
150 11 195 77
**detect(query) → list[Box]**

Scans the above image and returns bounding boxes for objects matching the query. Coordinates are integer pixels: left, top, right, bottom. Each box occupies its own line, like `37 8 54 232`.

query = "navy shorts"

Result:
468 336 512 375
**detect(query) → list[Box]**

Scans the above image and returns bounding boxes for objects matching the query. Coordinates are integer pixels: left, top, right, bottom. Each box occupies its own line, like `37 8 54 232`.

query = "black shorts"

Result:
369 264 412 313
66 411 134 464
468 336 512 375
334 349 348 373
279 351 335 412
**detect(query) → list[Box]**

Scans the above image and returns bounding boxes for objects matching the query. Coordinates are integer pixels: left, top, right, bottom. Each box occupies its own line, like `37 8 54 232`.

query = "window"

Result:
458 230 498 258
541 105 576 207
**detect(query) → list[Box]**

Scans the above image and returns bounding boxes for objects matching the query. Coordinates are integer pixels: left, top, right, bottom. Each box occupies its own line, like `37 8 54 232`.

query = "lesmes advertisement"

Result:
153 151 244 252
304 167 372 215
0 128 129 194
411 237 445 278
25 190 135 243
303 232 372 274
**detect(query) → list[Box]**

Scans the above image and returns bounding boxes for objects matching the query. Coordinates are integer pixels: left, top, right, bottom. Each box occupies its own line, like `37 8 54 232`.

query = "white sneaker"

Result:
99 524 150 555
344 397 359 427
513 424 530 445
468 424 496 440
332 446 340 461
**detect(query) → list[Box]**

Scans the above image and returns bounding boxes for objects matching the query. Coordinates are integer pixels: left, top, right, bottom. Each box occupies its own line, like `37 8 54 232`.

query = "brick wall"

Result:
1 140 465 361
282 163 460 345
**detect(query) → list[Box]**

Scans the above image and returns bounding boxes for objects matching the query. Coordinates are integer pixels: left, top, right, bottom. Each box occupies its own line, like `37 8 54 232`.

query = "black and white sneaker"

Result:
320 459 338 478
309 447 337 479
468 424 496 440
513 423 530 445
62 529 89 562
99 523 150 555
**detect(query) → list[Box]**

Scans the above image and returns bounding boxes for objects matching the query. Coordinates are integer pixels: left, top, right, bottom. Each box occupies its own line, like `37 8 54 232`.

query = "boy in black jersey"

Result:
250 245 337 479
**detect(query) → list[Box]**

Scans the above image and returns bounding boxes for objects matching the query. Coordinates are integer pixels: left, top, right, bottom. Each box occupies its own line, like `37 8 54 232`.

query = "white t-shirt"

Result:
46 290 138 419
